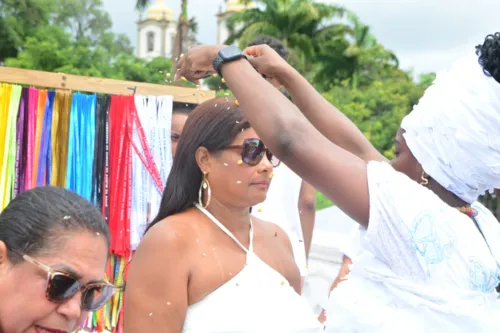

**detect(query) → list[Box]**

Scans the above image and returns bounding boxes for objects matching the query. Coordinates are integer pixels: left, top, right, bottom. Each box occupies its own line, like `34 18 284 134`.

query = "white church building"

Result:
136 0 254 61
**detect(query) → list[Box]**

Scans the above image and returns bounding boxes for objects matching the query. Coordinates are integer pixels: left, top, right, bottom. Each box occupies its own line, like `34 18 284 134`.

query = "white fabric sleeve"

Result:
364 161 457 280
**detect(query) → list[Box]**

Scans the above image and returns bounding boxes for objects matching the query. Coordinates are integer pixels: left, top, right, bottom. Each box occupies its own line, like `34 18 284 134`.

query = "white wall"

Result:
137 21 177 61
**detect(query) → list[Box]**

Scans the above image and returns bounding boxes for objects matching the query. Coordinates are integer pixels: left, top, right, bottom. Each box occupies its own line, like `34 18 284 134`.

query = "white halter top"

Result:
181 204 323 333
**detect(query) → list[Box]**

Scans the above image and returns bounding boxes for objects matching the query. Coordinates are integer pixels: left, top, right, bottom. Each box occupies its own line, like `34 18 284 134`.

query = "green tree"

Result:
225 0 348 71
0 0 56 62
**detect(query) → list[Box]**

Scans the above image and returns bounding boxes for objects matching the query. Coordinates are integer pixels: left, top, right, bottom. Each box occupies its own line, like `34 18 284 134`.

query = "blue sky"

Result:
102 0 500 75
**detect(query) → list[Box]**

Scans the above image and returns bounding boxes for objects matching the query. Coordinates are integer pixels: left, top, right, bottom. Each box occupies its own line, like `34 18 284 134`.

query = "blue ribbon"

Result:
66 93 96 200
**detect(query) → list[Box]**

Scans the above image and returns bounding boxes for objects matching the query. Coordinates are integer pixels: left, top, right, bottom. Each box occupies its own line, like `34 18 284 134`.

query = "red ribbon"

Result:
108 96 132 256
128 104 164 193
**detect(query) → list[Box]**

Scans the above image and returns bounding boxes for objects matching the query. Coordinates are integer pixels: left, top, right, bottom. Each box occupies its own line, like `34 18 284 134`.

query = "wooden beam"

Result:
0 67 215 104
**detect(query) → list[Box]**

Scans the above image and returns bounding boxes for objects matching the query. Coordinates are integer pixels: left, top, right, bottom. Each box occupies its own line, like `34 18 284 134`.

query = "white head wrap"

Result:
401 52 500 203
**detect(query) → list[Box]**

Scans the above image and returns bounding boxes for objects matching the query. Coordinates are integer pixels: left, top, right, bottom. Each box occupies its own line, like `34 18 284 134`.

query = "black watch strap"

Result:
213 46 247 77
213 55 225 77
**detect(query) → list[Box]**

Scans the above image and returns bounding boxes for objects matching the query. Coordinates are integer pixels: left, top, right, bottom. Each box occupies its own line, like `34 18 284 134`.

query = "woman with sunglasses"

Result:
124 97 322 333
0 186 118 333
174 33 500 332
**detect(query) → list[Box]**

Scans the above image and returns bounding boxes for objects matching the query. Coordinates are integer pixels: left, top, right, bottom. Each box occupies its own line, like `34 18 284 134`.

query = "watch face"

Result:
219 46 244 61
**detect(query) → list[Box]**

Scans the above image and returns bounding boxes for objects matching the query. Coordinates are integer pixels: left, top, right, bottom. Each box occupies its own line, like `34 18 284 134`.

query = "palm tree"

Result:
343 12 399 89
225 0 348 71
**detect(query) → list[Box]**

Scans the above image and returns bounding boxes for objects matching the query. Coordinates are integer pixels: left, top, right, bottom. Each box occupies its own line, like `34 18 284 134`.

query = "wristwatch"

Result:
213 46 247 77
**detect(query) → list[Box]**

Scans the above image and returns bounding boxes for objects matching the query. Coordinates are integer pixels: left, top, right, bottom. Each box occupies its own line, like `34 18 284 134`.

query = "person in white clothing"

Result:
248 36 317 283
124 97 322 333
175 31 500 332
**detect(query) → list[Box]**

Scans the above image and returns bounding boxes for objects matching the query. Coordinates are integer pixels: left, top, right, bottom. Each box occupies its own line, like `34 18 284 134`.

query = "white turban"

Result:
401 52 500 203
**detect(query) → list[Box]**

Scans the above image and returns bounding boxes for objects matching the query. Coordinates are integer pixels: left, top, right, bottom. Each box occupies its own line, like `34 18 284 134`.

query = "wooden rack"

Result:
0 67 215 104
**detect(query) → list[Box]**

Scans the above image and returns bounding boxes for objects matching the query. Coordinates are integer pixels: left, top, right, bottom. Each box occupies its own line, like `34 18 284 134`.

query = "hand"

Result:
243 44 290 85
175 45 225 82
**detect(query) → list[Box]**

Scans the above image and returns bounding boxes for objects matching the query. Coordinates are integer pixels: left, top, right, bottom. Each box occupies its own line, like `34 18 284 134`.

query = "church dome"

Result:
226 0 256 12
146 0 174 21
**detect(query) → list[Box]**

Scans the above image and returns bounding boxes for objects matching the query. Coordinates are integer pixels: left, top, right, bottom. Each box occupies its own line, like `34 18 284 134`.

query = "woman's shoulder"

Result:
252 217 294 254
140 208 202 250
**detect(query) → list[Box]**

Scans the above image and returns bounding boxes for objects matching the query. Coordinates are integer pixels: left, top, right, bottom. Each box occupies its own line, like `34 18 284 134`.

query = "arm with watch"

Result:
177 45 371 226
188 45 384 164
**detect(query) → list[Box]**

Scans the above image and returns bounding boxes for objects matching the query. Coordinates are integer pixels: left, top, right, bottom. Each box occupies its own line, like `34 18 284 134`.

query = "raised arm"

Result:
176 45 369 226
244 46 386 163
279 66 386 163
124 221 191 333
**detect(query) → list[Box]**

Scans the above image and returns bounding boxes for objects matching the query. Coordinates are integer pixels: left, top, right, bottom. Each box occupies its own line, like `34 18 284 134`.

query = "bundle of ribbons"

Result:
0 83 173 333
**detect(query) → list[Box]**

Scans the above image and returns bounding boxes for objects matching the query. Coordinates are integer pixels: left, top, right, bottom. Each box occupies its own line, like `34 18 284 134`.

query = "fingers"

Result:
243 45 264 57
174 57 185 81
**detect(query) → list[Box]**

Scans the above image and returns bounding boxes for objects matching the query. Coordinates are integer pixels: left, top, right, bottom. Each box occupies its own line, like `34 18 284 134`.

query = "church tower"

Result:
216 0 255 45
137 0 177 61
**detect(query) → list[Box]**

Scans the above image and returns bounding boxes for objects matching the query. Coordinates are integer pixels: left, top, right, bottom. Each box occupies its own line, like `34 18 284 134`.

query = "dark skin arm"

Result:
175 45 370 226
280 67 386 163
298 180 316 259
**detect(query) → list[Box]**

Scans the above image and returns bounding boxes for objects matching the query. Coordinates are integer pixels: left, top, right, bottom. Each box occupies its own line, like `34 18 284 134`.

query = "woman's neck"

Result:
203 198 251 234
429 179 470 208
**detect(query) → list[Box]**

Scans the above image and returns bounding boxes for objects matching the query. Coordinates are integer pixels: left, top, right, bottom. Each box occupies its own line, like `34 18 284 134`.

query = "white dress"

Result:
182 205 323 333
325 161 500 332
253 163 308 276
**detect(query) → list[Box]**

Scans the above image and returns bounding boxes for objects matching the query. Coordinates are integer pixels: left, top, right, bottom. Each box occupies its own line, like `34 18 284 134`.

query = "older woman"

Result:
175 32 500 332
124 97 322 333
0 186 118 333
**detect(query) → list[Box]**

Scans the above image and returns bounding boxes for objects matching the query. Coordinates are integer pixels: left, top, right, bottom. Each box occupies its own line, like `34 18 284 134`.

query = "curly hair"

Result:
248 36 289 62
475 32 500 84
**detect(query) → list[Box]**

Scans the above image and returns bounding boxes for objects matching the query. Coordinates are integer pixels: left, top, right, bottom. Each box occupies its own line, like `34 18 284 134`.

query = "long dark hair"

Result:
145 97 251 233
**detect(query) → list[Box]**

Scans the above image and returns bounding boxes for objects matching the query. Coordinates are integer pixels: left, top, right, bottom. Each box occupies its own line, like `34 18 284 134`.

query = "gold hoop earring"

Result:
198 172 211 208
420 171 429 186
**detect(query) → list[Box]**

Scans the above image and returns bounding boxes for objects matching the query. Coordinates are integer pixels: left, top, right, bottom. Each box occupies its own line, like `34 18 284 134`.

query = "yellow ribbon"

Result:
0 84 22 209
50 91 72 187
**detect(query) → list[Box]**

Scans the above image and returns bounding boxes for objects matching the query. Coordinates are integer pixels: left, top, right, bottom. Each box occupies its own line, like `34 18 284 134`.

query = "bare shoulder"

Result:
252 217 294 255
137 209 200 258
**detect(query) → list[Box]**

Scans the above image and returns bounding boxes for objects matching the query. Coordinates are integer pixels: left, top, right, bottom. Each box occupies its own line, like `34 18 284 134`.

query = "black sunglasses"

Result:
18 252 119 311
225 138 280 167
